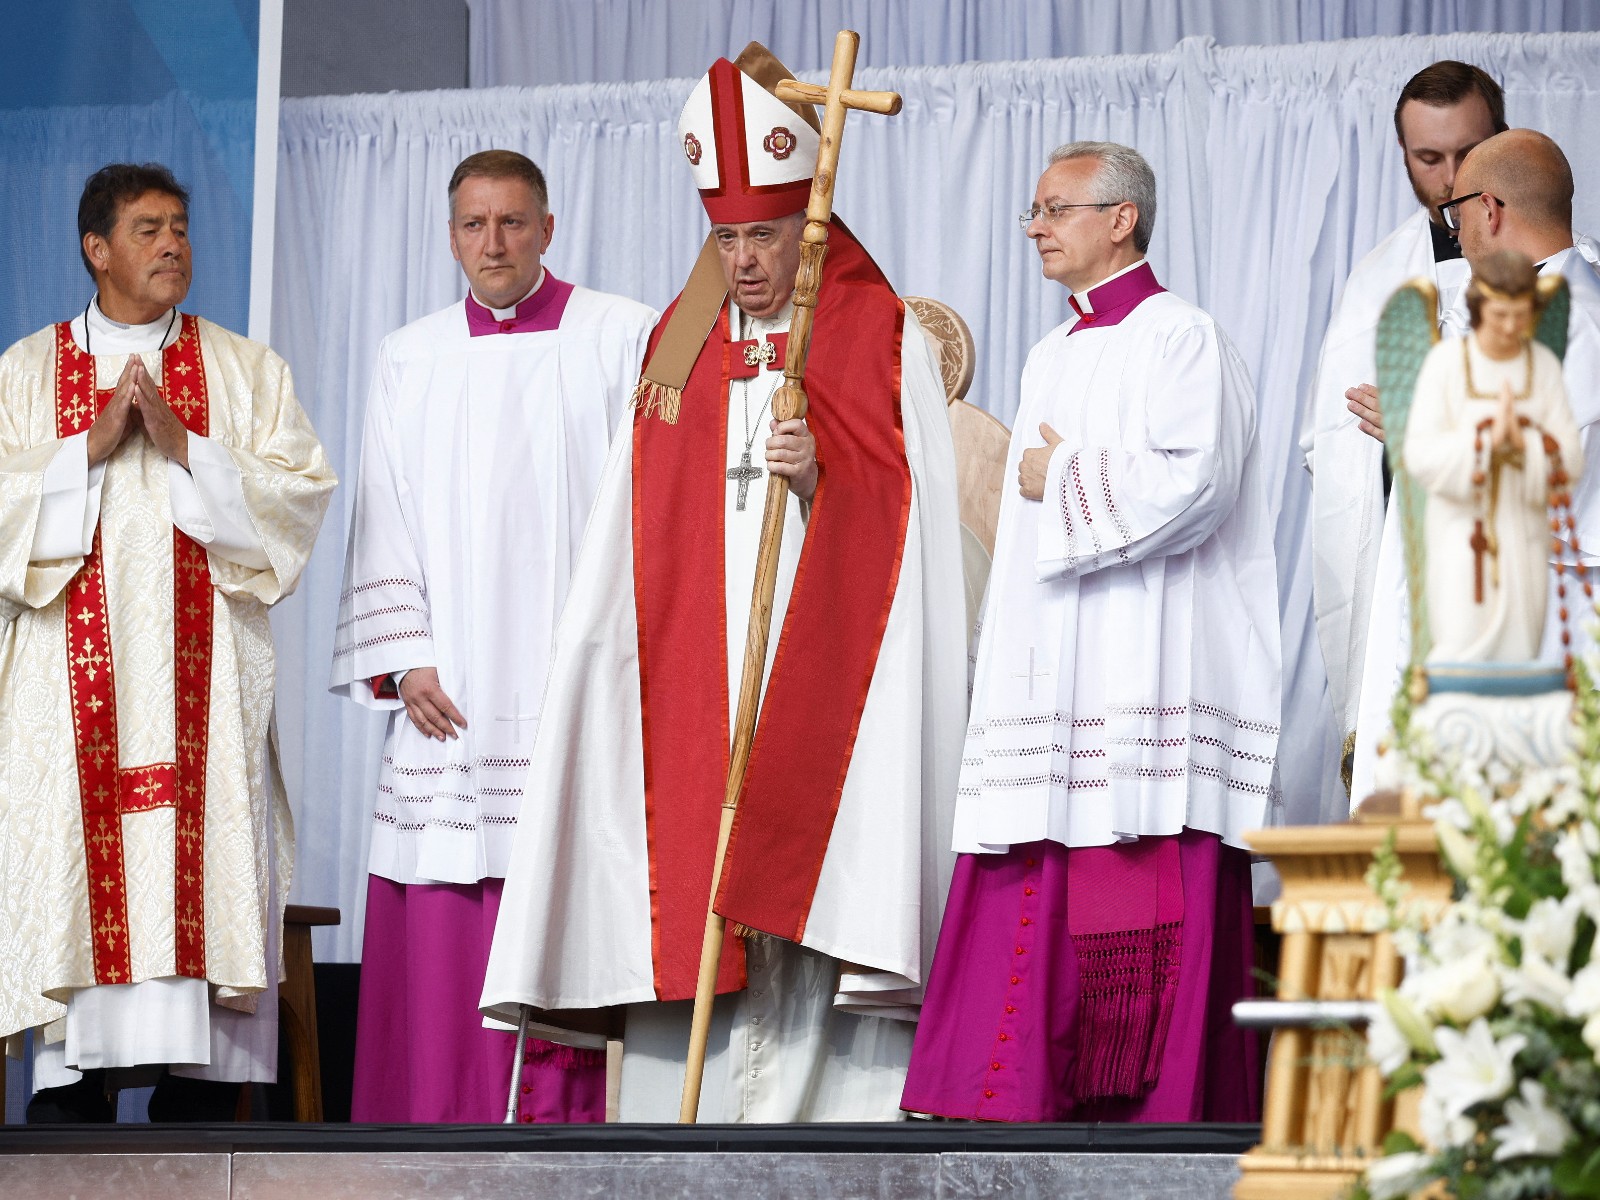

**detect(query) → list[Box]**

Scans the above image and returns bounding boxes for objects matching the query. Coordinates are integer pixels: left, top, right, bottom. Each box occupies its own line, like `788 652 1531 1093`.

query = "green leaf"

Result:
1383 1062 1425 1098
1554 1147 1600 1198
1381 1130 1422 1156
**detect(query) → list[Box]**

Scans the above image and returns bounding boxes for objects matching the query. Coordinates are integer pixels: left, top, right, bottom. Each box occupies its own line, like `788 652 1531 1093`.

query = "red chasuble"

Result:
631 222 910 1001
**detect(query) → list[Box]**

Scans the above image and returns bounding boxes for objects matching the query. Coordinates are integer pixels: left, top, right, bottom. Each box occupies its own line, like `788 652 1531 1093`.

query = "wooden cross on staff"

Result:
677 30 901 1125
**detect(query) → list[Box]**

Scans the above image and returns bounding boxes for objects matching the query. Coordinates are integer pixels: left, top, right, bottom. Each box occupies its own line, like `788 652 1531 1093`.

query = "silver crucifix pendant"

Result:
727 448 763 511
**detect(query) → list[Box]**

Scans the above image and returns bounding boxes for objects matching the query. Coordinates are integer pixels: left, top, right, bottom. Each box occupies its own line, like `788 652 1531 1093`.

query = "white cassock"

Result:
1351 244 1600 804
329 282 655 885
954 291 1281 855
0 301 334 1086
481 304 967 1122
1304 210 1470 769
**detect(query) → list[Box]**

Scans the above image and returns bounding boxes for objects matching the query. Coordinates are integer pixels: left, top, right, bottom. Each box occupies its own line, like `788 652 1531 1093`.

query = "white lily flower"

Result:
1425 796 1473 831
1500 952 1573 1011
1366 1150 1436 1199
1519 897 1580 966
1584 1012 1600 1058
1409 947 1500 1024
1424 1018 1525 1117
1428 911 1496 963
1381 988 1437 1058
1367 1001 1412 1075
1419 1082 1476 1149
1566 962 1600 1019
1492 1079 1574 1161
1555 831 1595 894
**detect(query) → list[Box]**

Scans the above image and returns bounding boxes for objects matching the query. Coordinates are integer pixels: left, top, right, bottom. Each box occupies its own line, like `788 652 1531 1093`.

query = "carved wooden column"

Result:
1233 805 1450 1200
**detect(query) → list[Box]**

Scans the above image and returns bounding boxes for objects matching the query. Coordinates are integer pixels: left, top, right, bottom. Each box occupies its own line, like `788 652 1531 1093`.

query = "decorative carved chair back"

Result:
903 295 975 403
903 296 1010 561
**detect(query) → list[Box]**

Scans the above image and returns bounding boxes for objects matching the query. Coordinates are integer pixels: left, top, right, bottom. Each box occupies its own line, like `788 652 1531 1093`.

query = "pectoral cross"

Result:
726 449 763 512
1011 646 1053 702
494 693 539 746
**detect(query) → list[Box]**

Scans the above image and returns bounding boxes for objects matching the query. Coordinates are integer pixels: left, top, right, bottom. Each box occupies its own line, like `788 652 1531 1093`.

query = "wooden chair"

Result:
279 903 340 1122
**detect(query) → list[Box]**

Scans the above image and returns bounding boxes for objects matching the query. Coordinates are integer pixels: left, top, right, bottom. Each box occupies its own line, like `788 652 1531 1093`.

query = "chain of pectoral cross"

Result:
726 315 783 512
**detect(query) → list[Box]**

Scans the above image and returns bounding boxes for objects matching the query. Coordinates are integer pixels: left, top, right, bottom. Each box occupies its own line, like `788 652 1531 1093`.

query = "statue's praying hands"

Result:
1490 378 1524 457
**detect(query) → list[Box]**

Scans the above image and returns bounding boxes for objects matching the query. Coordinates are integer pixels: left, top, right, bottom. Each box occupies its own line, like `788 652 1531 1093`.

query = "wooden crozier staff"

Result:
678 29 901 1124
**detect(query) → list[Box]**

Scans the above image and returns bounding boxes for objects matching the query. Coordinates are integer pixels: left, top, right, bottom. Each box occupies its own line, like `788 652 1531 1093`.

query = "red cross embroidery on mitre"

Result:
729 332 788 379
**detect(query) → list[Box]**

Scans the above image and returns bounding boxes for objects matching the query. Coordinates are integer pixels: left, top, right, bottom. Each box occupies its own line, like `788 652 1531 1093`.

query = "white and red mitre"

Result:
678 57 820 223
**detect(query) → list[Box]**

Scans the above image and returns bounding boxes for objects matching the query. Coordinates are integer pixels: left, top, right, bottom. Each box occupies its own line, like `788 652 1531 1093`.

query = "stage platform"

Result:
0 1121 1256 1198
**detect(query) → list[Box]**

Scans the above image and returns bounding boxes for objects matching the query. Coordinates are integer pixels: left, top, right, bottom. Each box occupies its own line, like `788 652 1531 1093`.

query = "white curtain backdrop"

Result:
467 0 1600 86
273 31 1600 959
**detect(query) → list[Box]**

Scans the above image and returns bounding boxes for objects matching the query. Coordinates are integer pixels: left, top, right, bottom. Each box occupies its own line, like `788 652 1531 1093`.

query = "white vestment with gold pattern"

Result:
0 304 334 1083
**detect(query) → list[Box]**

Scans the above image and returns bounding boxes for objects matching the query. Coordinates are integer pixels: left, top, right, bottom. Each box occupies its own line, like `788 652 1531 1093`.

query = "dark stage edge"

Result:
0 1120 1259 1155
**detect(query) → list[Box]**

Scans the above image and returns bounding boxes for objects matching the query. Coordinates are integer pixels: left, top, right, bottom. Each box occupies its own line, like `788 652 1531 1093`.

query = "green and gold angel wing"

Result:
1376 277 1441 669
1534 274 1570 362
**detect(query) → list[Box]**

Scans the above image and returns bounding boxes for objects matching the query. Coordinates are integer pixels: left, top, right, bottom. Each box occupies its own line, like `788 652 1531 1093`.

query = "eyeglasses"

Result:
1018 201 1119 229
1438 191 1504 233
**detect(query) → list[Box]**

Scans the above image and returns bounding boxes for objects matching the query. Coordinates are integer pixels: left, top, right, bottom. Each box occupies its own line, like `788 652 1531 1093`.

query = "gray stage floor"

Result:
0 1122 1257 1198
0 1149 1241 1198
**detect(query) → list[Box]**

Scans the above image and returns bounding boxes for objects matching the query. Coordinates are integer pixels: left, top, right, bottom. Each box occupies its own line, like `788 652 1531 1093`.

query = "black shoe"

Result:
146 1071 244 1122
25 1070 114 1123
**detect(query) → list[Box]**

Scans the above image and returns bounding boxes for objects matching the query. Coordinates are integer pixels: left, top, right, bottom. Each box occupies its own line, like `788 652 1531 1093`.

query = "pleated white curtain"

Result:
273 31 1600 959
466 0 1600 86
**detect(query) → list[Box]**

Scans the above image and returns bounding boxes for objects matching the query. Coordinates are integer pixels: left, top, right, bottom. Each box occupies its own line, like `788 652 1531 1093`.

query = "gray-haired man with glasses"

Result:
902 141 1279 1123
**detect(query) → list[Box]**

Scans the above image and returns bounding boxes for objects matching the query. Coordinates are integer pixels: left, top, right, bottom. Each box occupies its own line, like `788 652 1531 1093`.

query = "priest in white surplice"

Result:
481 47 967 1122
902 143 1279 1122
331 152 655 1122
0 164 334 1120
1304 61 1504 792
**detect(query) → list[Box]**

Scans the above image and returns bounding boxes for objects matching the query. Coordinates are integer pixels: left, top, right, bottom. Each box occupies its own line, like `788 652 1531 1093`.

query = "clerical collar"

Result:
464 269 575 336
79 296 180 355
1429 219 1463 263
733 297 794 336
1538 247 1574 274
1066 260 1164 334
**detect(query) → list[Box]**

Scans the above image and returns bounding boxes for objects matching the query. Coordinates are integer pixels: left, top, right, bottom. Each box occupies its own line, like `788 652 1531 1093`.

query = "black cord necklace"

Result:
82 297 178 358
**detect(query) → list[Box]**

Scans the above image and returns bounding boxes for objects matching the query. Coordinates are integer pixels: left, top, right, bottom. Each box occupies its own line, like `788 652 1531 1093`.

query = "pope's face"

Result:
1475 294 1534 360
449 176 555 309
713 214 804 319
1397 94 1498 222
85 189 192 324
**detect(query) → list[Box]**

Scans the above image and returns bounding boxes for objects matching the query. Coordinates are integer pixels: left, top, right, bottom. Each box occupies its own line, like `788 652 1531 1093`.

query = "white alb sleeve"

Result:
166 430 271 569
30 432 106 562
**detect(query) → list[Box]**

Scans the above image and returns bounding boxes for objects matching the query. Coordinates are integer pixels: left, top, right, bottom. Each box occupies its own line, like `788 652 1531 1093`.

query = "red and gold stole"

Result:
632 223 911 1000
54 315 213 984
